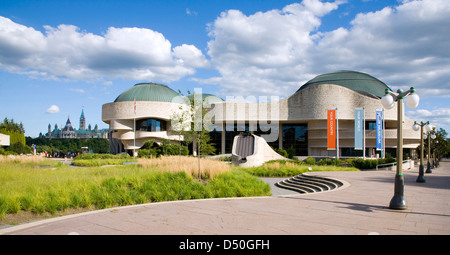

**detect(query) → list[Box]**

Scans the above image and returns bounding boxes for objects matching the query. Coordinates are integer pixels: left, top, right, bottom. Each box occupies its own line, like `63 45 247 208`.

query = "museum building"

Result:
102 71 421 158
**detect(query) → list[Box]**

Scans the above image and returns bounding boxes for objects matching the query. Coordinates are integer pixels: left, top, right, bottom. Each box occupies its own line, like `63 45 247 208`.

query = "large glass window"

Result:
282 124 308 156
210 123 280 154
136 118 167 132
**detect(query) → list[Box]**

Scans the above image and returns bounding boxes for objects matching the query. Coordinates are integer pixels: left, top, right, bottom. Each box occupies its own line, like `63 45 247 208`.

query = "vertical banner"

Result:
327 109 336 150
354 108 363 150
376 110 383 150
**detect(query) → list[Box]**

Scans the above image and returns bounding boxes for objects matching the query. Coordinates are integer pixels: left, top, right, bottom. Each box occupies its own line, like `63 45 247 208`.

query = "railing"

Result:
376 160 414 171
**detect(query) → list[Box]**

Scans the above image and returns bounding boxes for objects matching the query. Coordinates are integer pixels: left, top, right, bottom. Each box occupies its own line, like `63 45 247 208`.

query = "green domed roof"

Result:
114 83 182 103
187 93 224 105
296 70 391 98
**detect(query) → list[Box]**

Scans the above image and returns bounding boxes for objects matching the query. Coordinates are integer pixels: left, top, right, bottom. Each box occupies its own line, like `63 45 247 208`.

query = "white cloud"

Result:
406 108 450 129
205 0 450 98
69 88 85 93
45 105 60 114
0 17 209 82
206 0 342 96
186 8 198 16
173 44 210 68
313 0 450 92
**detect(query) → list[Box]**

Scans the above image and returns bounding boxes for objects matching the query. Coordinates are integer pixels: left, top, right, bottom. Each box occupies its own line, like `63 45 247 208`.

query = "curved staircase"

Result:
275 174 344 194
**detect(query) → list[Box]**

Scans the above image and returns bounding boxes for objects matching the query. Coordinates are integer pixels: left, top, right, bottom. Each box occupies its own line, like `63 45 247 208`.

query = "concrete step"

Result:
275 174 344 194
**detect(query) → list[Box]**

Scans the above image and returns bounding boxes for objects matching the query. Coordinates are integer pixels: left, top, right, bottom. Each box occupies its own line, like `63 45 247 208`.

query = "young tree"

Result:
171 89 216 179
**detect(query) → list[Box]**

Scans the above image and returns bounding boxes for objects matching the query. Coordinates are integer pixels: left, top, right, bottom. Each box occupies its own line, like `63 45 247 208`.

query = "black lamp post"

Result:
381 87 419 210
412 121 432 182
426 128 436 173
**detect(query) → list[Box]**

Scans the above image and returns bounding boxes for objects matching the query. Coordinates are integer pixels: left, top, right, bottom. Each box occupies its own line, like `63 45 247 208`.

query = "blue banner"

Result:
376 110 383 151
354 109 364 150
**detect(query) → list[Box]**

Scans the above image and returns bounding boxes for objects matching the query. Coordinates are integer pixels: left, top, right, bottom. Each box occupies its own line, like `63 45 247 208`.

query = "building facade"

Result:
102 71 421 158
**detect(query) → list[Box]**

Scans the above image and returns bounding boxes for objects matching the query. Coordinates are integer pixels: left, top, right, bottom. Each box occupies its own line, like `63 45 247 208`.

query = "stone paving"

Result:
1 160 449 235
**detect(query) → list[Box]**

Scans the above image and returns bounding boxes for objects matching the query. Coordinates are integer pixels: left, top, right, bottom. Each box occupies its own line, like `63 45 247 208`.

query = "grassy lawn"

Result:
238 159 359 177
0 155 358 225
0 155 270 224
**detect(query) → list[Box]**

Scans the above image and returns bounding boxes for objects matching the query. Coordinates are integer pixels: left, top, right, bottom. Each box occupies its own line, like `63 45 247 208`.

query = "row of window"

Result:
131 120 383 156
209 123 308 155
136 118 167 132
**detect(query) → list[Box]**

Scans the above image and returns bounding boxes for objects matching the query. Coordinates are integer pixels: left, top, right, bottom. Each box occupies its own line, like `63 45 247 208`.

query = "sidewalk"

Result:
1 160 449 235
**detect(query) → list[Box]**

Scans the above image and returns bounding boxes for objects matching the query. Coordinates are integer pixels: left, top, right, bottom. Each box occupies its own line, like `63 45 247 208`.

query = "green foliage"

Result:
26 137 110 153
304 157 316 165
0 118 25 133
72 153 133 166
302 156 396 170
137 139 189 158
273 147 288 158
349 157 396 169
0 129 25 146
240 159 358 177
286 146 296 159
7 142 31 155
171 90 217 156
71 159 136 167
0 162 270 218
74 153 131 160
0 127 30 154
317 158 343 166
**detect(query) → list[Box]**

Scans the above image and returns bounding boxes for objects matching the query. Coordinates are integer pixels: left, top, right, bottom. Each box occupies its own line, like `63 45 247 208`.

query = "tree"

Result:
26 137 110 154
0 117 29 154
171 90 216 155
171 90 217 179
0 118 25 133
434 128 449 159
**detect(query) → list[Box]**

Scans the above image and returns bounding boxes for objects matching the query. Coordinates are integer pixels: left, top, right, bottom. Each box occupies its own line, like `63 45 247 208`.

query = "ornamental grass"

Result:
138 155 230 179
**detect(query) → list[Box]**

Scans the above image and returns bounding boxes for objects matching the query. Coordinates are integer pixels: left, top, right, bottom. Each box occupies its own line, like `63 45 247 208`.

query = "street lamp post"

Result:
426 128 436 173
381 87 419 210
412 121 432 182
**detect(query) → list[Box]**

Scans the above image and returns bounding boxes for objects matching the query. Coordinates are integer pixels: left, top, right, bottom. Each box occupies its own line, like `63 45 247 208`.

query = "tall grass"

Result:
0 157 268 219
0 155 45 164
138 155 230 179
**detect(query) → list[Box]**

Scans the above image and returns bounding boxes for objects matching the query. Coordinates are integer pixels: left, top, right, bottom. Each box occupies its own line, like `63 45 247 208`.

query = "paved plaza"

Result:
1 160 449 235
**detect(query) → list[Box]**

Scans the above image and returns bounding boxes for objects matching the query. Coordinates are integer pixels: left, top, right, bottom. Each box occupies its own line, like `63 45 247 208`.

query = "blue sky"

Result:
0 0 449 138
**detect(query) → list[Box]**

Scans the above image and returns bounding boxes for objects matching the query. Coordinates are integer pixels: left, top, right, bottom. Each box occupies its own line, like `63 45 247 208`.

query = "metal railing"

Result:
376 160 413 171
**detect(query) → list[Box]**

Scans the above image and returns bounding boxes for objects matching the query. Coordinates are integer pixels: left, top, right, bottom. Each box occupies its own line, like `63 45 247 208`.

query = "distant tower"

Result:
80 109 86 130
48 124 51 137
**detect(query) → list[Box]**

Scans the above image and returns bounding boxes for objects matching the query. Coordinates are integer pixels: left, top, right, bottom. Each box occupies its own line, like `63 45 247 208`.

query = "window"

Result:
136 118 166 132
366 121 377 130
282 124 308 156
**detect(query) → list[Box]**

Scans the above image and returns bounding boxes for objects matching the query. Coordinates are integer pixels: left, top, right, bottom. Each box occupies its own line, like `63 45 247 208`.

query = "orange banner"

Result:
327 110 336 150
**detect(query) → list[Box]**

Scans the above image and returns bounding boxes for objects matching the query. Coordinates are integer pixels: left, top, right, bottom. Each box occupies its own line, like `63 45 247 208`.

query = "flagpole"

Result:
363 106 366 160
382 108 385 159
336 107 339 159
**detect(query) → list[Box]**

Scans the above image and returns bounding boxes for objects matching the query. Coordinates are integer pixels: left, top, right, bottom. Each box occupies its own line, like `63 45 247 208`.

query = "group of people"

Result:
39 151 79 159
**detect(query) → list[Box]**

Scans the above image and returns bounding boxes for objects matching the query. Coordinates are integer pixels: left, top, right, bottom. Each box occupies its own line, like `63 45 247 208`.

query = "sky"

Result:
0 0 449 138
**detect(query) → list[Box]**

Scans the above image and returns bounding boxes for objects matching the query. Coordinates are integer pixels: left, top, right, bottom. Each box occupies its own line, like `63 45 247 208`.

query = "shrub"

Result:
273 148 288 158
349 158 396 169
137 149 157 158
74 153 131 160
286 146 296 159
317 158 342 166
304 157 316 165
